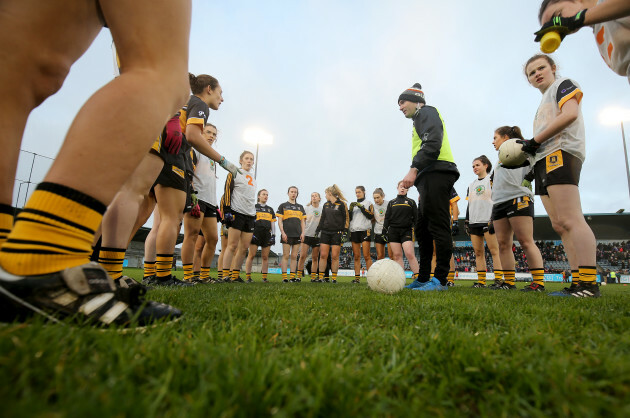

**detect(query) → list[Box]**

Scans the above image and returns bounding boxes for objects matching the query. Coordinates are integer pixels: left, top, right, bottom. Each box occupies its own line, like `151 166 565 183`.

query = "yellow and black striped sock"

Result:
183 263 193 281
246 272 252 281
144 261 156 278
0 204 14 250
282 272 288 281
156 254 173 279
231 269 240 281
318 272 324 281
447 271 455 283
262 272 268 281
289 272 296 281
223 269 230 280
332 272 337 281
311 271 316 280
494 270 504 283
531 268 545 286
200 267 210 280
413 272 419 281
98 247 125 280
579 266 597 284
0 183 105 276
297 270 303 279
355 274 360 282
503 270 516 285
571 270 579 285
477 271 486 285
217 269 223 280
193 270 200 277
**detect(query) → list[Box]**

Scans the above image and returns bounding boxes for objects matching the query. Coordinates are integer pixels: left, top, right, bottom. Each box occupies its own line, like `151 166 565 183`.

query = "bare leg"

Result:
510 216 544 269
362 240 372 270
484 231 502 272
402 241 419 274
390 242 404 269
193 234 205 272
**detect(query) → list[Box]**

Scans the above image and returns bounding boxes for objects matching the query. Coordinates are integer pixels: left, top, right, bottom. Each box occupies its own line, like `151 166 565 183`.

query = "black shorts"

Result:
350 230 371 243
303 236 320 247
320 230 343 246
534 150 582 196
492 196 534 221
230 212 255 233
155 162 187 192
387 226 413 244
251 227 271 247
198 200 218 218
374 233 387 245
468 223 490 237
281 236 301 245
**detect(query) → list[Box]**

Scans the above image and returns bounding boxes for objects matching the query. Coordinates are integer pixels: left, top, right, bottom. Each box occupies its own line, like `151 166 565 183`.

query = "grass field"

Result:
2 268 629 417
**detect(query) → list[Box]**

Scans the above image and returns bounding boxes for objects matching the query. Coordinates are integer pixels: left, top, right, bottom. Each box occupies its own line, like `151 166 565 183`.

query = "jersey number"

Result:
246 175 254 186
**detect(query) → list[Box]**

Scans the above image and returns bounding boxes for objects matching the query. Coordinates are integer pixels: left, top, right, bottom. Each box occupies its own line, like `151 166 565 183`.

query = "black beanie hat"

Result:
398 83 425 104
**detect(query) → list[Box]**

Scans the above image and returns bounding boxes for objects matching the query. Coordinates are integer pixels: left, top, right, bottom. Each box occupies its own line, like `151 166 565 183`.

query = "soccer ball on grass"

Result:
366 259 406 294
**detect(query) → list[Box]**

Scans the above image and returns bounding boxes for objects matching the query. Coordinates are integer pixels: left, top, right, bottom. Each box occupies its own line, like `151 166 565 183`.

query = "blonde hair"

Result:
325 184 347 202
307 192 321 207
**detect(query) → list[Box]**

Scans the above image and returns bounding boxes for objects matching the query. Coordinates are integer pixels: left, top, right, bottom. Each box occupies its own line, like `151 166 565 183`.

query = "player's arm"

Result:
300 211 306 240
342 202 350 231
383 201 392 231
409 198 418 227
186 124 240 176
451 200 460 220
359 204 374 220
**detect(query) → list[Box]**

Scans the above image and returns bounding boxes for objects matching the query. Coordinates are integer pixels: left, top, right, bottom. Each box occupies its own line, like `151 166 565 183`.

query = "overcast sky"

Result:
13 1 630 253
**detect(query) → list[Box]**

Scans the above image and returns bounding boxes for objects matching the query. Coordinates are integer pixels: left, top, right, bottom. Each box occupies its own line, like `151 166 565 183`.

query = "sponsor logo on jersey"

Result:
475 185 486 195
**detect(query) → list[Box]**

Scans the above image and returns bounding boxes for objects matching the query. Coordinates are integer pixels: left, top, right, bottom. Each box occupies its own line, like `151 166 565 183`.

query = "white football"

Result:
366 259 406 294
498 138 527 167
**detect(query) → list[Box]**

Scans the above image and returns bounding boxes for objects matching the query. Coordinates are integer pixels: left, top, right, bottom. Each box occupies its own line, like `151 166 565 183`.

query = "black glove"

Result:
516 138 541 156
464 220 470 236
340 231 348 244
502 160 531 170
534 9 587 42
268 234 276 246
451 223 459 236
382 228 389 243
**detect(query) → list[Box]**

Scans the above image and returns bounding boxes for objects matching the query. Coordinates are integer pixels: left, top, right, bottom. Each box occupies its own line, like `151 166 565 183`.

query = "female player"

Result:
220 151 257 283
180 123 220 283
349 186 374 283
315 185 349 284
0 0 192 326
492 126 546 291
277 187 306 283
517 54 598 297
372 188 392 261
535 0 630 83
465 155 503 288
384 182 419 278
245 189 276 283
298 192 322 282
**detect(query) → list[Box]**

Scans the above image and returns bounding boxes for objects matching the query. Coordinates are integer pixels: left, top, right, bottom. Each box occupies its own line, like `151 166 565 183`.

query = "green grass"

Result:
2 268 629 417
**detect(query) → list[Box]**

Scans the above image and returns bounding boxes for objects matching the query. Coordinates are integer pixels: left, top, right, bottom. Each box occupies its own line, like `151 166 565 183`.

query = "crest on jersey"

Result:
314 211 320 216
378 209 384 215
475 185 485 195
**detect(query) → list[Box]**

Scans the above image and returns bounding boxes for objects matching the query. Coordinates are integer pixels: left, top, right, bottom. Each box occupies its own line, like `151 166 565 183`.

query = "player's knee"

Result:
550 218 570 235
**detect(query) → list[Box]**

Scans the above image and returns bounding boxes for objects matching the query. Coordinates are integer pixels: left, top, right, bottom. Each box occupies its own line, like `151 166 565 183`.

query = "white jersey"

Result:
373 200 388 234
192 150 217 206
593 0 630 83
466 176 493 224
533 77 585 163
304 204 322 237
492 158 535 205
349 200 374 232
229 169 256 216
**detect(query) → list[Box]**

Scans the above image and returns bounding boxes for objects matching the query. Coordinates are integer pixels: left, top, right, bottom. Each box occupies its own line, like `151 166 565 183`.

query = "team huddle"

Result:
0 0 628 328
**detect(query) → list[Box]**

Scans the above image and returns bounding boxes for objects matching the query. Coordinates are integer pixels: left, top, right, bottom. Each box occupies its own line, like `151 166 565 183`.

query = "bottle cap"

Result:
540 31 561 53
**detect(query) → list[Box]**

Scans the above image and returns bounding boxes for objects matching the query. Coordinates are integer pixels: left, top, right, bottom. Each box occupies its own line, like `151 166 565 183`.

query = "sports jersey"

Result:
373 200 389 234
192 150 217 206
180 95 210 176
316 199 349 233
222 169 256 216
304 204 322 237
349 198 374 232
492 158 535 204
254 203 276 231
466 175 493 224
277 201 306 238
533 77 585 163
384 195 417 230
592 0 630 83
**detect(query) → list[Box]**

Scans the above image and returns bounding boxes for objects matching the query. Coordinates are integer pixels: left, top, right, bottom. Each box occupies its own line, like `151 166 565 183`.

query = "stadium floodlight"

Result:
244 127 273 179
599 107 630 202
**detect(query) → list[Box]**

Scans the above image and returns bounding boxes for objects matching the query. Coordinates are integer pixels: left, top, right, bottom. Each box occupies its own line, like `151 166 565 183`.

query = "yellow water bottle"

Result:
540 31 561 53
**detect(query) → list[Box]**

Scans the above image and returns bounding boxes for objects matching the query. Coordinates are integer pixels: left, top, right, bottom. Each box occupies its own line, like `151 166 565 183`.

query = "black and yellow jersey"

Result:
276 201 306 238
384 195 417 230
255 203 276 230
316 199 349 233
